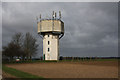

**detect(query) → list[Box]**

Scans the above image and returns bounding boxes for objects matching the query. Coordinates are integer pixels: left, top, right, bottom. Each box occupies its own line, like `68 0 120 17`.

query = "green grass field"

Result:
2 65 42 79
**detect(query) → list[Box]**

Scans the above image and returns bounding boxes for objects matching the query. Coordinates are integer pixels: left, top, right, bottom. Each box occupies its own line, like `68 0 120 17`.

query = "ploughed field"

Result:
5 61 118 78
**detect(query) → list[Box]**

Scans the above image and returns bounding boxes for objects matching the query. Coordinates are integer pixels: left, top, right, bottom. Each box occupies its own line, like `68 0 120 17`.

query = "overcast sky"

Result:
2 2 118 57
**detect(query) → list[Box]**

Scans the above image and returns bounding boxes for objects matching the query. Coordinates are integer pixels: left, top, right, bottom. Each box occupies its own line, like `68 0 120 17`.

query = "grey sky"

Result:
2 2 118 57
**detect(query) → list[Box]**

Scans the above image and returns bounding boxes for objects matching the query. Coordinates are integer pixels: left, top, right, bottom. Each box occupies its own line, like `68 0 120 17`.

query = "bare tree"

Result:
23 32 38 60
2 32 24 60
2 32 39 61
2 41 21 61
12 32 24 58
12 32 23 46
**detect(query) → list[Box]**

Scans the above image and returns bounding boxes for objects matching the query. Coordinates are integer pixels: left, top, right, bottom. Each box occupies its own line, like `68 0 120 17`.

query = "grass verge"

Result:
2 59 118 64
3 60 58 64
59 59 118 62
2 65 42 79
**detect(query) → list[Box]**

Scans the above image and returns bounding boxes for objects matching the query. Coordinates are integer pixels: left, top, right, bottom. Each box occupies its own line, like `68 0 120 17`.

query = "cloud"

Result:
2 2 118 57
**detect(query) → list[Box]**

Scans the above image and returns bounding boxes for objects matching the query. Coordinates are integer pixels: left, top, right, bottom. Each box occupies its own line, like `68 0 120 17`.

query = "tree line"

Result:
2 32 39 61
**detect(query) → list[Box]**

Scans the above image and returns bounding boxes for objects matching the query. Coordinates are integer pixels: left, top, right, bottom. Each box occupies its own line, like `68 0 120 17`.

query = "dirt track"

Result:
5 61 118 78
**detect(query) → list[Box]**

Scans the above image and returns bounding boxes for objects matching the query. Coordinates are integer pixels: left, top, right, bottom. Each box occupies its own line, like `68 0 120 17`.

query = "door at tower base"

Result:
43 34 59 60
43 54 45 60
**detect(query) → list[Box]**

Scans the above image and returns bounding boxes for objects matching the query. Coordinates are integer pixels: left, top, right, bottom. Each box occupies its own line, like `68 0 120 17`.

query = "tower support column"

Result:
43 33 59 60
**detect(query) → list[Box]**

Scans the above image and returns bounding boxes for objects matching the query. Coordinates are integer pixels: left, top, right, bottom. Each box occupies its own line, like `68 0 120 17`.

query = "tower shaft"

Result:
43 33 59 60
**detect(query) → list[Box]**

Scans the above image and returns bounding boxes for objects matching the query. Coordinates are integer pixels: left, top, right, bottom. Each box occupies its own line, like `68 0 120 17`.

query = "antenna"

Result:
40 14 41 20
59 11 61 19
52 11 55 19
55 12 57 19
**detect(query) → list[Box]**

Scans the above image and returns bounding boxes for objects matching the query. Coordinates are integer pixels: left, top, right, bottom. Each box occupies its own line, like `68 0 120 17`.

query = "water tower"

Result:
37 11 64 60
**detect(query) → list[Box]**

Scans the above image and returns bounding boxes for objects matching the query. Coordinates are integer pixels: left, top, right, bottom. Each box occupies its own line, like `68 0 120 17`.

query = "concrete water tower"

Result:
37 11 64 60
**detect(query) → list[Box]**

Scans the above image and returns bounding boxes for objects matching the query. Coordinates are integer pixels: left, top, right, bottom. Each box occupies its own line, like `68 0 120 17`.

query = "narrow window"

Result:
48 35 49 37
48 48 50 52
48 41 50 45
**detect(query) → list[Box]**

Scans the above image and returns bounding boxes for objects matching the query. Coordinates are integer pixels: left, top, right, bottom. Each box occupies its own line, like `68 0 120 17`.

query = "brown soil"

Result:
5 61 118 78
